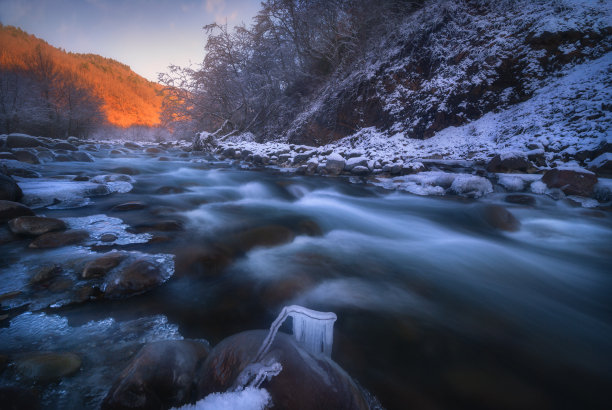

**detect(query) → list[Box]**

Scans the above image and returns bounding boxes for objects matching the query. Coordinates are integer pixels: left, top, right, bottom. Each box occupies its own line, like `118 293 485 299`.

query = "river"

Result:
1 143 611 409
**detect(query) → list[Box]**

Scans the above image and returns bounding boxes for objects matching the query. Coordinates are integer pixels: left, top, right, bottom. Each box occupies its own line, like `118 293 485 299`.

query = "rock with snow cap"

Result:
324 153 346 175
542 167 597 197
195 330 368 410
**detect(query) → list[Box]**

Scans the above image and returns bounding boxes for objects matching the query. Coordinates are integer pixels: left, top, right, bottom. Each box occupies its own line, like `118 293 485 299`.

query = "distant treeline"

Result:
159 0 425 141
0 24 164 139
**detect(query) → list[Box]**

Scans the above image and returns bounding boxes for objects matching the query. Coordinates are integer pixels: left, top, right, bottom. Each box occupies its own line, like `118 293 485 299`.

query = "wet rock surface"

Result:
8 216 67 236
82 252 128 279
103 259 167 298
0 172 23 201
542 168 598 197
102 340 209 410
482 204 521 232
111 201 147 212
14 352 82 382
29 229 89 249
0 200 34 222
195 330 369 410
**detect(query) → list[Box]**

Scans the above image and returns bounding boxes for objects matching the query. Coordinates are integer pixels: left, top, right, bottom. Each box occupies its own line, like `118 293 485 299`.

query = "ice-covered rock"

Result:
449 174 493 198
345 156 369 171
195 330 368 410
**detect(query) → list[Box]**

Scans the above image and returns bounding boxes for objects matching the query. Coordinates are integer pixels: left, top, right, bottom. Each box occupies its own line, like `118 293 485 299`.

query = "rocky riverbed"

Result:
1 132 611 409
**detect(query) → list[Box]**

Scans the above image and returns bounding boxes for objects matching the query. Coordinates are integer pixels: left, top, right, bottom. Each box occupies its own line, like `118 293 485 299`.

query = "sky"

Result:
0 0 260 81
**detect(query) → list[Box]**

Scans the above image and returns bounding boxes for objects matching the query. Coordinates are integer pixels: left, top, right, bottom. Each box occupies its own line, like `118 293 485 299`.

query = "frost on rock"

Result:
497 174 526 191
90 174 135 193
63 214 152 245
449 174 493 198
172 387 271 410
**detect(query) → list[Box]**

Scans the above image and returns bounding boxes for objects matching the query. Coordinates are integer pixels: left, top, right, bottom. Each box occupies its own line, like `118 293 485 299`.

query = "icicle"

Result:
254 305 337 362
233 305 337 392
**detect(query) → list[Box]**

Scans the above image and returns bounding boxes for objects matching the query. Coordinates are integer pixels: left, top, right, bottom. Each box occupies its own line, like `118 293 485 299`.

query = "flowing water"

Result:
1 145 611 409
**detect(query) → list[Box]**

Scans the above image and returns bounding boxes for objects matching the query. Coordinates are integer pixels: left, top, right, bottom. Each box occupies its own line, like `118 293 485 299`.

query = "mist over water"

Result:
1 148 611 409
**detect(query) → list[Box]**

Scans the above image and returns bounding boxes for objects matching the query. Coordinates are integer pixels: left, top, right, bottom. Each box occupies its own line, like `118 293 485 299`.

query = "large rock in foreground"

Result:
542 168 597 197
195 330 368 410
102 340 209 410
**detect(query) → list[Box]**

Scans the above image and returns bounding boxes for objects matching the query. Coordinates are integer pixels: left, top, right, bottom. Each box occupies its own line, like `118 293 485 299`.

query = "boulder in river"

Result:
103 259 167 298
0 172 23 201
0 200 34 222
12 149 40 164
482 205 521 232
52 142 78 151
230 225 295 253
8 216 67 236
195 330 369 410
29 265 62 285
124 142 142 149
82 252 128 279
155 186 186 195
542 167 597 197
111 201 147 212
101 340 210 410
29 229 89 249
14 352 81 382
71 151 95 162
6 133 45 149
110 167 140 175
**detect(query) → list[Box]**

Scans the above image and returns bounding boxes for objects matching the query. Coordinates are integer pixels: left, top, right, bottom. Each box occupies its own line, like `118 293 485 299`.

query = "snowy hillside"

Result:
330 51 611 166
285 0 611 151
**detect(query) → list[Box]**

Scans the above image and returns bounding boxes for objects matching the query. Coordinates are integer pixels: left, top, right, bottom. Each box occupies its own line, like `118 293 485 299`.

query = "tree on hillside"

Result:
159 0 423 141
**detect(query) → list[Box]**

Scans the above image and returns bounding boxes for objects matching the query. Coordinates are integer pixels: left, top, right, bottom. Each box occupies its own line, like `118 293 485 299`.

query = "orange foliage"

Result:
0 24 163 127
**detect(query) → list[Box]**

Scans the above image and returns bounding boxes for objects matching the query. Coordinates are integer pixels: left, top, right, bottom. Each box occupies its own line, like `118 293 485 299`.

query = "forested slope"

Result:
0 24 162 136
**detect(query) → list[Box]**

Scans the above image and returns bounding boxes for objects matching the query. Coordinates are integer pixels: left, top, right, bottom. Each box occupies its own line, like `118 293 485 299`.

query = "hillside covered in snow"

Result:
182 0 610 172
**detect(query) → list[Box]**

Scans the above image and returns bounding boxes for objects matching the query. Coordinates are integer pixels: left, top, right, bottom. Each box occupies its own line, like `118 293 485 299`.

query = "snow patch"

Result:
172 388 271 410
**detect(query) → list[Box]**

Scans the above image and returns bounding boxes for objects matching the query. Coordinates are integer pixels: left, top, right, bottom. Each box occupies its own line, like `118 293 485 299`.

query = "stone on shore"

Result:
542 167 597 197
325 153 346 175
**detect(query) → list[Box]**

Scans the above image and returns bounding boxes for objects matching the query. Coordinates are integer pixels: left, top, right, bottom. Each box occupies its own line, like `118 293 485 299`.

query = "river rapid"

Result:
1 143 611 409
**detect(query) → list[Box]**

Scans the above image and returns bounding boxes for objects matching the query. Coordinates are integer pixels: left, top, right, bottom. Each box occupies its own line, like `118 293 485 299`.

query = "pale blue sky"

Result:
0 0 260 81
